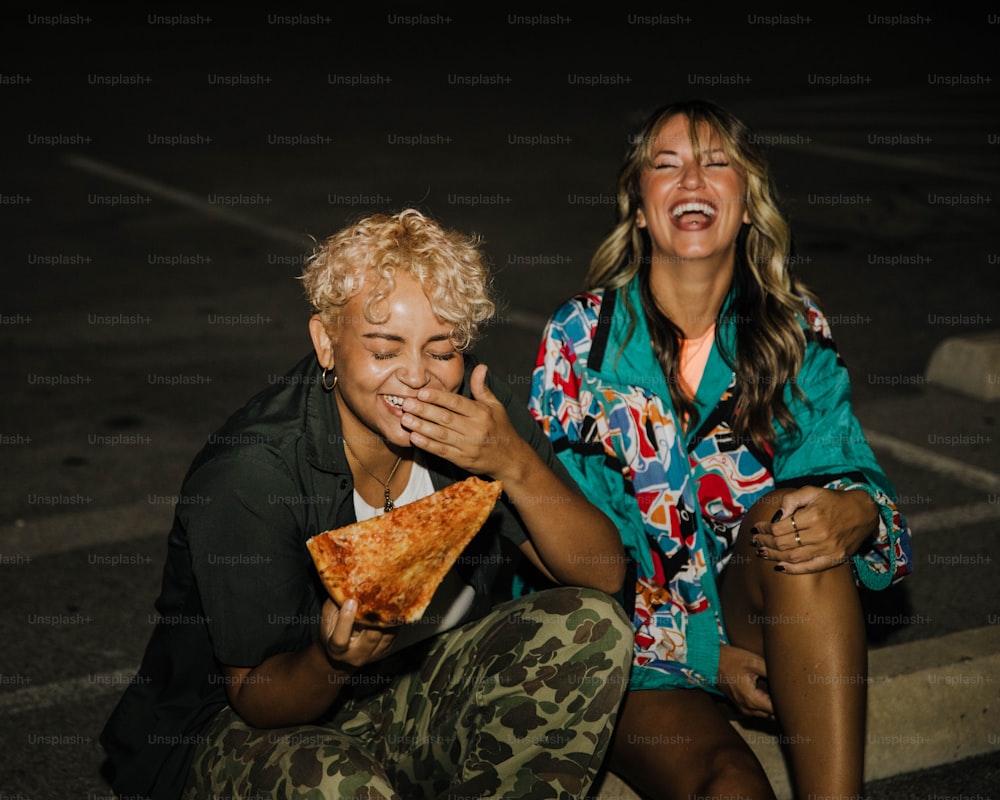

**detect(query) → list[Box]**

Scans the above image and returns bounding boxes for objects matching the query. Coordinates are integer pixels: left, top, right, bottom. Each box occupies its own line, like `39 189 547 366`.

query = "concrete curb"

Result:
595 625 1000 800
925 332 1000 401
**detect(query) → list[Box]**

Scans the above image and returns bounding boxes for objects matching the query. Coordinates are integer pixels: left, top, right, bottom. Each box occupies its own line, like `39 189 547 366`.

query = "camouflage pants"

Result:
182 587 632 800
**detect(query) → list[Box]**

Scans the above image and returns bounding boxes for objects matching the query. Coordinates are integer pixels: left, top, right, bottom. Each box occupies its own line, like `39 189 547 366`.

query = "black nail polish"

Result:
773 565 786 572
751 537 760 548
771 510 783 523
750 526 760 535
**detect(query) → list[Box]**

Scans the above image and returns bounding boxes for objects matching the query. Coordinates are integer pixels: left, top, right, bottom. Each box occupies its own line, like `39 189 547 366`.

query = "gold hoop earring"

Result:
321 367 337 392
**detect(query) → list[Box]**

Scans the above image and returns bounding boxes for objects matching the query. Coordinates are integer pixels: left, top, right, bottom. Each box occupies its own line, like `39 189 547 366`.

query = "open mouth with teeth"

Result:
669 200 717 230
382 394 406 409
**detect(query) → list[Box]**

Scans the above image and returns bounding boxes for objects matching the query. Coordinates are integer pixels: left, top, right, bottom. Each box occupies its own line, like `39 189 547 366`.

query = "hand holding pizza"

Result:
320 597 396 669
400 363 532 483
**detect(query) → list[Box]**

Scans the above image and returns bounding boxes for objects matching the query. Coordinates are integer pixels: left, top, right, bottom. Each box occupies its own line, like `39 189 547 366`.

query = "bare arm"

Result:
401 363 625 594
221 598 395 728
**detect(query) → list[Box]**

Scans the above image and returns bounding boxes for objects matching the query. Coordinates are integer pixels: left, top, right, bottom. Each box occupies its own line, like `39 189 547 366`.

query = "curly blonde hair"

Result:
300 209 497 350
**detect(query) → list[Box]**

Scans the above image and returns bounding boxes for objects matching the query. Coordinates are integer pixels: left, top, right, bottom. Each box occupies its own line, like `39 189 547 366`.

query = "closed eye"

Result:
372 351 455 361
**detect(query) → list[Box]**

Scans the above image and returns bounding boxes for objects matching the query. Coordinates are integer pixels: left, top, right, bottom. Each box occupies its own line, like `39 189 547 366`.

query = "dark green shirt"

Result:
100 351 573 800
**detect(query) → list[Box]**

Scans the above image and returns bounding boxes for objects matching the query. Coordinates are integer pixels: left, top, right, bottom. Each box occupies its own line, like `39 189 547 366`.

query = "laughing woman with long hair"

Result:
526 100 913 799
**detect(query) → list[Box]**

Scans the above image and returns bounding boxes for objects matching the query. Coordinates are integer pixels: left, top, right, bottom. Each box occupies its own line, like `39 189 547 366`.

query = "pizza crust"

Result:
306 476 503 626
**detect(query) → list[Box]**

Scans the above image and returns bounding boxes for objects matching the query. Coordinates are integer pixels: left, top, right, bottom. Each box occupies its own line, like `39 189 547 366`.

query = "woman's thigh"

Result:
186 588 632 800
183 705 398 800
362 586 633 796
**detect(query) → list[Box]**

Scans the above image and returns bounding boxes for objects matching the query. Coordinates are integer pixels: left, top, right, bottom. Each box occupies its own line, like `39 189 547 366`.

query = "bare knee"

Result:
739 490 856 590
612 739 773 800
698 743 776 799
610 690 776 800
729 489 798 575
742 488 796 532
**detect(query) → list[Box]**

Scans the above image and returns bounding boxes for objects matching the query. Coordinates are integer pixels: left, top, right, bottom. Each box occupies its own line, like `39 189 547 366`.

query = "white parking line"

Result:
2 502 174 559
865 431 1000 536
0 668 138 715
866 430 1000 493
64 154 312 248
64 154 548 335
866 430 1000 531
906 501 1000 534
755 136 991 184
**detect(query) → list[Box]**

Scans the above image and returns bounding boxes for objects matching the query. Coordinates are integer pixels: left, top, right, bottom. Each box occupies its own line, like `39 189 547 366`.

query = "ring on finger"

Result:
790 514 802 546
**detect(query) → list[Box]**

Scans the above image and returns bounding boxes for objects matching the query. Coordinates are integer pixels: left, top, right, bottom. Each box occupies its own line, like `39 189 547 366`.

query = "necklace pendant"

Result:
384 489 394 513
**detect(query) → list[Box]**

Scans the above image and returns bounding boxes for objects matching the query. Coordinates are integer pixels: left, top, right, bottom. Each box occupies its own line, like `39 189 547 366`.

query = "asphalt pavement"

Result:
1 8 999 799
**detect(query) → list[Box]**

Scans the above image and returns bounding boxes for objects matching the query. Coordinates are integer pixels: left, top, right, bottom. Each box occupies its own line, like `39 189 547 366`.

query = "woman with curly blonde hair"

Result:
526 101 913 798
102 209 633 800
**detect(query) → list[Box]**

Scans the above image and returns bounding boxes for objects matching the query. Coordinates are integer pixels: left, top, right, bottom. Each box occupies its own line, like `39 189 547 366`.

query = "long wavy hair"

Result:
587 99 814 449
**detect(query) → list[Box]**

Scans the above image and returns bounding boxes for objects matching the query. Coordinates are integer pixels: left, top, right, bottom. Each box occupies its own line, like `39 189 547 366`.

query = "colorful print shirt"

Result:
527 277 913 692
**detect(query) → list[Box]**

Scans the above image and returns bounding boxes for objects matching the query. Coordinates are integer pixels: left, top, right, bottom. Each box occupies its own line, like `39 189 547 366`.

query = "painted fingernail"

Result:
773 565 786 572
756 548 767 559
750 537 760 548
771 510 783 523
750 526 760 535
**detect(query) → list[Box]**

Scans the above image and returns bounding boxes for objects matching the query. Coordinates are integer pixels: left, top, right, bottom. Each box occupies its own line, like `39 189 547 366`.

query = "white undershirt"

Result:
352 454 476 651
352 452 436 522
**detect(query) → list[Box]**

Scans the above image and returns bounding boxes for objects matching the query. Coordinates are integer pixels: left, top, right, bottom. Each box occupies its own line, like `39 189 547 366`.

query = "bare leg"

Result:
608 688 776 800
719 490 867 798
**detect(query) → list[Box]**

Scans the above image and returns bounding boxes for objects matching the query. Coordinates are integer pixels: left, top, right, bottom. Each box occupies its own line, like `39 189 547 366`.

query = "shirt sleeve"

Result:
526 308 722 690
526 310 654 591
178 453 321 667
772 307 913 590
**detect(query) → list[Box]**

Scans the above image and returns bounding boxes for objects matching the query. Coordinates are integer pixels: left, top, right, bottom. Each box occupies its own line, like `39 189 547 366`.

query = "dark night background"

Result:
1 8 998 798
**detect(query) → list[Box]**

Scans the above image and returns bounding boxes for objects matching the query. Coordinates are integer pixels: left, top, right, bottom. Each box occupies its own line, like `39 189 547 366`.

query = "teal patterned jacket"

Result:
526 276 913 692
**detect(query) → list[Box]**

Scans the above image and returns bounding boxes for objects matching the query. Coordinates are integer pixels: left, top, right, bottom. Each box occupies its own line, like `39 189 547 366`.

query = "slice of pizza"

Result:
306 476 503 627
